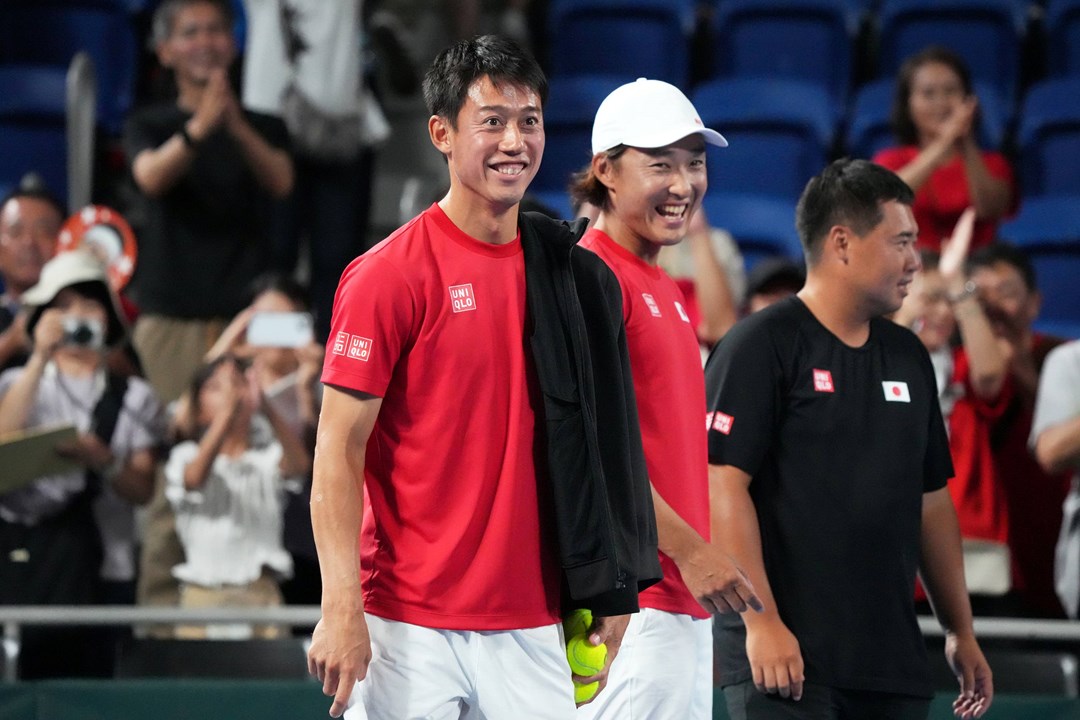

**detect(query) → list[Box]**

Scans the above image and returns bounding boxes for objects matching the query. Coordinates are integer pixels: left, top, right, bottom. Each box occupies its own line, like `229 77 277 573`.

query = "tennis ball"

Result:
574 679 599 704
566 635 607 676
562 608 592 639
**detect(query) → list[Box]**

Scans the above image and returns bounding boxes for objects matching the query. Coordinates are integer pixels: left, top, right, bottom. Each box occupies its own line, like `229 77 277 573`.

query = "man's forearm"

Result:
311 443 367 604
919 488 975 636
230 119 294 198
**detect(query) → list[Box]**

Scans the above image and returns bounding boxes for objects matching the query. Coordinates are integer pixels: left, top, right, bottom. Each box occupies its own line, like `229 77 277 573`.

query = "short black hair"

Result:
969 241 1037 291
891 46 976 147
247 272 310 311
796 159 915 263
422 34 547 129
0 186 66 226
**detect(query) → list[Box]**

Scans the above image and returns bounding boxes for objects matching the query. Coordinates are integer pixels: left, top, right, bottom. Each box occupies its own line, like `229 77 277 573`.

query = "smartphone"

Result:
246 311 314 348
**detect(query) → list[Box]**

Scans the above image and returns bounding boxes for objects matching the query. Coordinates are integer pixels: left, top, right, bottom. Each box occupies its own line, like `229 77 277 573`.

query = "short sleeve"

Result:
116 378 165 455
122 109 166 169
1031 342 1080 447
164 441 200 508
245 111 290 151
322 254 416 397
704 319 780 475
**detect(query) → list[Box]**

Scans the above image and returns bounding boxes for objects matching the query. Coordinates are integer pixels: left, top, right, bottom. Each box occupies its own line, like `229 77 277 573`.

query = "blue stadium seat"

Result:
846 78 1009 159
0 1 139 135
532 75 630 201
1047 0 1080 78
0 66 70 205
691 78 835 201
1017 78 1080 197
701 192 804 271
998 195 1080 339
547 0 694 87
711 0 858 109
877 0 1025 107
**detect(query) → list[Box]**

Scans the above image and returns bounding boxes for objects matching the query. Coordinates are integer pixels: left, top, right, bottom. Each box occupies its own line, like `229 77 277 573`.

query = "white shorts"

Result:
576 608 713 720
344 614 577 720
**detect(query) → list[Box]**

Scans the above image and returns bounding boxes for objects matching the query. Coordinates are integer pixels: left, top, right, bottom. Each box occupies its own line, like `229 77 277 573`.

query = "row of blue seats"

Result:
532 74 1080 205
547 0 1080 107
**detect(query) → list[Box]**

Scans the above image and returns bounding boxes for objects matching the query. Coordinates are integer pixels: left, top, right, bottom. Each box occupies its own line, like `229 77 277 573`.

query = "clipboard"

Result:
0 424 80 495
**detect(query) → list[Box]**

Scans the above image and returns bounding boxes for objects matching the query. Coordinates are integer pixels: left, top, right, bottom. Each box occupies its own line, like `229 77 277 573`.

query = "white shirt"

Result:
164 439 293 587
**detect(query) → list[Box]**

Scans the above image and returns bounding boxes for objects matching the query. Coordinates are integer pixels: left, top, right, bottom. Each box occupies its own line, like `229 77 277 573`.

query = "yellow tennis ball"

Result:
562 608 592 639
566 635 607 677
574 679 599 703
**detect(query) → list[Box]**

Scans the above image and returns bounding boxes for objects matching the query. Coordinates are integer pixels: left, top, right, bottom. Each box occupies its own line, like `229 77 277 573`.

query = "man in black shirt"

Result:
706 159 992 720
124 0 293 404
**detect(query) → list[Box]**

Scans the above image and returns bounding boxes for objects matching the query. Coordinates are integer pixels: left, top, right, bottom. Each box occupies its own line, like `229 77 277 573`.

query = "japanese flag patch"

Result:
882 381 910 403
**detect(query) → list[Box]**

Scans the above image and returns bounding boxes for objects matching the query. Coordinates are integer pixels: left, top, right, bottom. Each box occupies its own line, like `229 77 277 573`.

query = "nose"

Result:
670 167 692 198
500 124 525 154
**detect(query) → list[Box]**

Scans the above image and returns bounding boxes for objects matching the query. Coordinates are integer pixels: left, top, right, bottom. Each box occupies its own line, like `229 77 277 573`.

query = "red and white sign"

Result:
707 411 734 435
449 283 477 313
642 293 662 317
813 369 835 393
882 381 911 402
332 331 372 362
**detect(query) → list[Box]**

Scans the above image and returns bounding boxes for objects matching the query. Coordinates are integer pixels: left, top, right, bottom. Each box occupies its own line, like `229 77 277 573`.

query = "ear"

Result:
593 153 618 192
826 225 851 265
428 115 452 157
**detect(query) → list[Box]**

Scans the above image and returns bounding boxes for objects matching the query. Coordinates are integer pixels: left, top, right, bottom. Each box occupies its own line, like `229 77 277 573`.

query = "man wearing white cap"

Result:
571 78 762 719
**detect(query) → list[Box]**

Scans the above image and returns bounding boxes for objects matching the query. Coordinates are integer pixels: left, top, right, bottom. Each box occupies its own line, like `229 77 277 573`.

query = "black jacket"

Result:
520 211 662 616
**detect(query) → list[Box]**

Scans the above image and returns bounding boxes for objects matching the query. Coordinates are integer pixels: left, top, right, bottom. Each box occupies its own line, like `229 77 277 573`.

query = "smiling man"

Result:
706 159 993 720
306 35 660 719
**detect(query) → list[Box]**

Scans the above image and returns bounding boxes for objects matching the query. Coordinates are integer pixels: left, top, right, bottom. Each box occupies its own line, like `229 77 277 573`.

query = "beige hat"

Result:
23 248 128 347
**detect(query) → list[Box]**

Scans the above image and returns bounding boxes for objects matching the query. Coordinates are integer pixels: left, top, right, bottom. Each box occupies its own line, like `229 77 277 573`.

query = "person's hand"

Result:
939 208 977 292
746 617 804 700
940 95 978 148
308 603 372 718
945 631 993 719
574 613 630 706
296 341 325 389
188 69 232 141
680 542 763 615
55 432 114 471
31 308 66 360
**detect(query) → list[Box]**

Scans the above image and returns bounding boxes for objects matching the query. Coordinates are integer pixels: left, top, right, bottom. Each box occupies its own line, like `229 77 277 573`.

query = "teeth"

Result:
658 204 686 217
495 165 524 176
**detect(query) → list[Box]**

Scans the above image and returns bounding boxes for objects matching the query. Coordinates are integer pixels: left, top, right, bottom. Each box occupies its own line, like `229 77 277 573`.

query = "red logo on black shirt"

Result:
813 369 835 393
707 411 734 435
449 284 476 313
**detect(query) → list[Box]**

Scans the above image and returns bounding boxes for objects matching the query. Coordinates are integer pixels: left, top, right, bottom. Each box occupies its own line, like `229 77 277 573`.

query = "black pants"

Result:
724 680 932 720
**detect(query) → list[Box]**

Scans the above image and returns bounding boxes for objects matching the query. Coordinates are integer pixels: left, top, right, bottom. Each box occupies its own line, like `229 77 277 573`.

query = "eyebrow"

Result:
474 104 542 114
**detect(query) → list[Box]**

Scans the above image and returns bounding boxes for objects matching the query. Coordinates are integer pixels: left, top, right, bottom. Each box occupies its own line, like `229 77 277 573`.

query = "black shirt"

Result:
705 296 953 698
122 105 288 319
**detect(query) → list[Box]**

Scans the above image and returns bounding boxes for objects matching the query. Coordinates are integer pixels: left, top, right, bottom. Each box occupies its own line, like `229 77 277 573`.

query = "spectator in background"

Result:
0 188 64 371
894 209 1014 613
0 249 162 677
242 0 389 340
124 0 293 405
165 353 310 639
741 257 805 317
969 242 1069 617
874 46 1015 252
1030 340 1080 618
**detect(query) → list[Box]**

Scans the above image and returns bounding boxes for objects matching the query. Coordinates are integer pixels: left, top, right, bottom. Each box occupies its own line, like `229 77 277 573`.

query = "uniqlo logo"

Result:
449 283 476 313
813 369 835 393
332 331 350 356
710 411 734 435
347 335 372 361
642 293 662 317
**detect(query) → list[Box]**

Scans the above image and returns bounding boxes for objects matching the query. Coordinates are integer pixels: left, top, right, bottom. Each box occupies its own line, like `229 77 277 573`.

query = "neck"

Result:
438 191 519 246
594 214 661 265
798 275 873 347
219 422 250 457
176 78 207 114
53 350 103 378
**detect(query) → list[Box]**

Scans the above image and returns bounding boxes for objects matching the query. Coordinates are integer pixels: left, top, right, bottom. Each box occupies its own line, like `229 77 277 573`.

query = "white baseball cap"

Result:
591 78 728 155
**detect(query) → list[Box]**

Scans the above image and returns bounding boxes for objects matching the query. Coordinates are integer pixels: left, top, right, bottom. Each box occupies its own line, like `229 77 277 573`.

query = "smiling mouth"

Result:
493 163 527 176
657 204 687 219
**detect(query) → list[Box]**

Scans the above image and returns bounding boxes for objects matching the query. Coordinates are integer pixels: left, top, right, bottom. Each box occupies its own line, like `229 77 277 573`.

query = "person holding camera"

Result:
0 249 163 677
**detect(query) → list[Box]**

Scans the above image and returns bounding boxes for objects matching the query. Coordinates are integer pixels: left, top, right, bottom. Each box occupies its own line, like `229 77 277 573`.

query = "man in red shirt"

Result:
306 36 658 719
571 78 761 719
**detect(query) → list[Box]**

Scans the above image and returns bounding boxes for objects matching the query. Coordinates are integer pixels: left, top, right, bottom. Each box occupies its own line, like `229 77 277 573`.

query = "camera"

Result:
62 316 105 349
